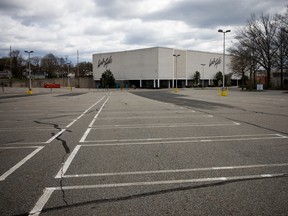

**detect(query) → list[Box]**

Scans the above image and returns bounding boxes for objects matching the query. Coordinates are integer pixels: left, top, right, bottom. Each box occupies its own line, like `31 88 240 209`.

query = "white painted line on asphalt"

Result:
88 96 110 128
88 119 96 128
0 146 41 149
89 121 240 129
58 173 288 189
276 134 288 138
83 96 106 114
3 142 46 145
45 129 66 144
261 174 273 177
81 133 286 144
79 128 92 143
100 110 196 114
0 128 55 131
65 96 106 128
45 96 106 143
62 163 288 178
83 136 287 146
26 172 288 215
65 119 78 128
29 188 55 216
55 145 81 178
98 115 212 120
0 146 44 181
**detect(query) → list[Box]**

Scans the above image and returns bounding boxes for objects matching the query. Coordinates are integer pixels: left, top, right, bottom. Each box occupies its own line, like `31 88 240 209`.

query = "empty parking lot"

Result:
0 87 288 215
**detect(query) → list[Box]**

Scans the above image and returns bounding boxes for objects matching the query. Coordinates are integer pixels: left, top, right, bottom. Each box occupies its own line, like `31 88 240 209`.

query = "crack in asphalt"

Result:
12 173 288 215
34 120 71 206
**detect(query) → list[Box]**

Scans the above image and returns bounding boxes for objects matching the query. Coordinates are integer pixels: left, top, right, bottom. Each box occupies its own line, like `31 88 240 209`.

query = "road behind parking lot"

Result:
0 87 288 215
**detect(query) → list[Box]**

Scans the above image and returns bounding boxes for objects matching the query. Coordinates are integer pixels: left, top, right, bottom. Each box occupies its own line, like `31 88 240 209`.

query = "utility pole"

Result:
24 50 34 94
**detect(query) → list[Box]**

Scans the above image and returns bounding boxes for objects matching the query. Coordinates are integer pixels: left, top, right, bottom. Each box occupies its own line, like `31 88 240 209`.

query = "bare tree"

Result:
30 56 41 74
275 7 288 88
234 13 279 88
10 50 25 79
41 53 58 78
228 44 252 90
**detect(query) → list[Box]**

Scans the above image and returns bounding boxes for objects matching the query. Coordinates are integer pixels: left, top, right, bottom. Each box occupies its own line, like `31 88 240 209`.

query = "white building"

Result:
93 47 232 88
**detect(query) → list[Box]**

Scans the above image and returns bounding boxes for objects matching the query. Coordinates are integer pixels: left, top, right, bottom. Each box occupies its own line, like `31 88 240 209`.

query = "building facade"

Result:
93 47 232 88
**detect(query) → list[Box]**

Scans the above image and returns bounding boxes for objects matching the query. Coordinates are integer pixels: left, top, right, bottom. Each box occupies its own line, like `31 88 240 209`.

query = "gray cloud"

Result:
144 0 287 28
0 0 286 63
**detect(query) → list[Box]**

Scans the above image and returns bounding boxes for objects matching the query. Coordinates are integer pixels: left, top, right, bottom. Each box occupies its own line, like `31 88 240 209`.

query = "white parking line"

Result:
85 136 287 146
63 163 288 178
45 129 66 144
56 134 287 179
30 172 287 215
0 146 45 181
88 96 110 128
60 173 288 190
54 145 81 179
90 122 240 129
97 115 213 120
79 128 92 143
0 128 56 131
29 188 55 216
45 95 106 144
3 142 46 145
81 133 286 144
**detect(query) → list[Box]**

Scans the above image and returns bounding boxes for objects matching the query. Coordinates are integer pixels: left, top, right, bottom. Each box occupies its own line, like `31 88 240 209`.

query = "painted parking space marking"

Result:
45 95 107 144
0 146 44 181
56 133 288 179
80 121 240 143
26 90 288 215
31 172 288 215
79 133 286 144
54 145 81 179
88 96 110 128
62 163 288 178
45 129 66 144
29 188 55 216
3 141 47 146
90 121 240 129
79 128 92 143
97 114 213 120
0 127 56 131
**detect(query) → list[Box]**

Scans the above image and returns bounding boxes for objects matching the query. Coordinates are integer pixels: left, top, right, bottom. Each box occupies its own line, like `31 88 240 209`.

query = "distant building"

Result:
272 70 288 87
93 47 232 88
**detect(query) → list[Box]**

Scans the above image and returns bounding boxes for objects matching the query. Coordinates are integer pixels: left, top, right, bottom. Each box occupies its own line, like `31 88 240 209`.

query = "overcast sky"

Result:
0 0 286 63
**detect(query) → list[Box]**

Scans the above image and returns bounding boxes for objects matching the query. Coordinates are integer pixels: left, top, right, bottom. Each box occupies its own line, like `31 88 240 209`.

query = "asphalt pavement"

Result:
0 87 288 215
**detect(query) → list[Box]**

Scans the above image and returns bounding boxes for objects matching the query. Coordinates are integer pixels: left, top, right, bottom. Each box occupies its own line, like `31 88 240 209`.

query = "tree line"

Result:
0 50 92 79
229 6 288 89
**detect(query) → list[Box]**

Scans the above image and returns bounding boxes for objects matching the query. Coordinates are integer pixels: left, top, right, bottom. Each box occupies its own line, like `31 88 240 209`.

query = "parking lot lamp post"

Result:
24 50 33 93
201 64 205 88
173 54 180 91
218 29 230 88
67 63 71 91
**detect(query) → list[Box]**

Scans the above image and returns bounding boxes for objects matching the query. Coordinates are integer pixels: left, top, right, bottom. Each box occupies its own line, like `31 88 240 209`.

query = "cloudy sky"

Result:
0 0 286 63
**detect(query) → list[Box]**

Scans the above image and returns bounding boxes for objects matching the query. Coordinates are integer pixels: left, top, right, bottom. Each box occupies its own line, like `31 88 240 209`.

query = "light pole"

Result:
201 64 205 88
173 54 180 91
24 50 34 94
218 29 230 88
67 63 71 91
